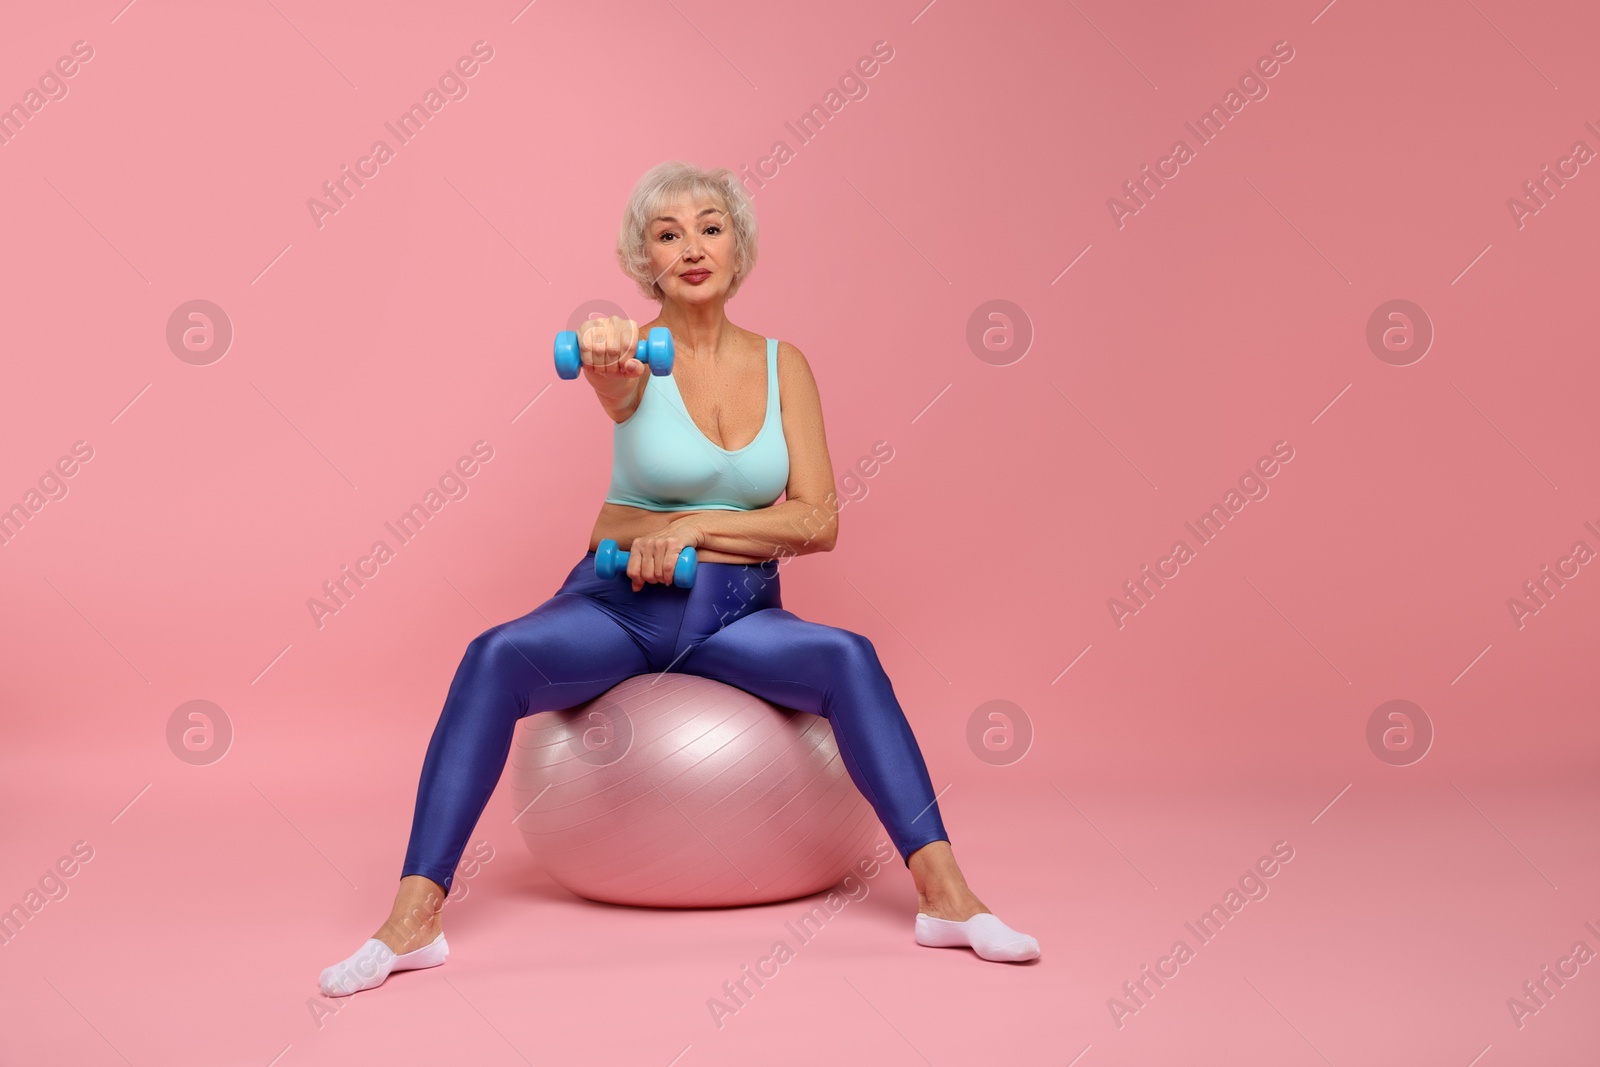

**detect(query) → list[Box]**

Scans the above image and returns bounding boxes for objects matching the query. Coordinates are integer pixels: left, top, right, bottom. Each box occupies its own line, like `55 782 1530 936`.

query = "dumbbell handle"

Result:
595 537 698 589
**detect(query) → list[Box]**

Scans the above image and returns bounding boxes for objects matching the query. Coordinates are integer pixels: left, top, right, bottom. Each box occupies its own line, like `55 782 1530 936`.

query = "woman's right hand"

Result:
578 316 645 387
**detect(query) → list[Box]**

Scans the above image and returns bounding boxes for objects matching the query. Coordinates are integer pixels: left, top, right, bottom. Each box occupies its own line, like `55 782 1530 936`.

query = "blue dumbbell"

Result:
555 326 675 380
595 537 698 589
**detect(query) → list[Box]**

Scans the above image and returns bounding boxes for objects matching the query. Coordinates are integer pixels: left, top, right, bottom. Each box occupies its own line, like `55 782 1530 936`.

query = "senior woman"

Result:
319 161 1040 996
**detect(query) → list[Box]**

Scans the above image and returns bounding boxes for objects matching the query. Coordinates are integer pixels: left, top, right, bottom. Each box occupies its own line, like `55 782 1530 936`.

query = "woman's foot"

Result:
913 913 1040 962
319 931 449 996
319 875 449 996
907 840 989 921
907 841 1040 962
371 887 445 955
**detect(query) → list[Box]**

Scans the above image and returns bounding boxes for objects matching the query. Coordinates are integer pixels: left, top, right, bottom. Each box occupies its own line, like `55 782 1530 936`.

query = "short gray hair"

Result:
616 161 759 303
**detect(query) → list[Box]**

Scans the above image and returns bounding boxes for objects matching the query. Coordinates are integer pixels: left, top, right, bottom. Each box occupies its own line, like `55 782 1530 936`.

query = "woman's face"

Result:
647 192 736 306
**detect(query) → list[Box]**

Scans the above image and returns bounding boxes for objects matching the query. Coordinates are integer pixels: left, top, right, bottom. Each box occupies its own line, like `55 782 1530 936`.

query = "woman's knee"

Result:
823 628 881 673
462 627 500 668
460 624 541 684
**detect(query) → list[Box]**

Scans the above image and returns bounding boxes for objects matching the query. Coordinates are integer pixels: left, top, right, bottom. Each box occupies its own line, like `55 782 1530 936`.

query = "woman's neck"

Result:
655 299 736 364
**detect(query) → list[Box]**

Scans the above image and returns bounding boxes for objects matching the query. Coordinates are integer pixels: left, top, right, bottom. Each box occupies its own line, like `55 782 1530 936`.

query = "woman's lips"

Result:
681 270 711 284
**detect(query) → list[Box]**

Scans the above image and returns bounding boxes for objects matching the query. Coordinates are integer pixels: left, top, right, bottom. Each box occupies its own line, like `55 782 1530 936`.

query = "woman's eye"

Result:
704 225 721 235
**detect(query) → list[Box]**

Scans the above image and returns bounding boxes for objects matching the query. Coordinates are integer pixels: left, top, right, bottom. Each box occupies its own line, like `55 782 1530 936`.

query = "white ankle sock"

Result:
915 912 1040 962
319 932 449 996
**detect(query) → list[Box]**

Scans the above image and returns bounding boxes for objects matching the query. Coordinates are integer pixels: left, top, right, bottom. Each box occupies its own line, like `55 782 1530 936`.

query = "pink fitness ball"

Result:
509 673 879 907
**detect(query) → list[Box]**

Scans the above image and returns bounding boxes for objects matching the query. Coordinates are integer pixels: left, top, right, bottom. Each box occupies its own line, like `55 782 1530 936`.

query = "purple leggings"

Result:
401 550 950 893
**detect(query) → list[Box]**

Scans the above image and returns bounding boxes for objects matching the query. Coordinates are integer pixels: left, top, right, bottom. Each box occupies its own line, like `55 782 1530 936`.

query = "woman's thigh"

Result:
448 591 651 717
671 607 879 714
674 607 943 849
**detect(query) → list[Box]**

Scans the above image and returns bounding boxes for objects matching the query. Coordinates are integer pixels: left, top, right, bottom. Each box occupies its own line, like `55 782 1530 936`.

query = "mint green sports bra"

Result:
605 336 790 512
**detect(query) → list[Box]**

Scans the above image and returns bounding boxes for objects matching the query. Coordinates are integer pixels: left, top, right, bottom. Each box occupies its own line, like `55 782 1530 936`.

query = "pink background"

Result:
3 0 1598 1063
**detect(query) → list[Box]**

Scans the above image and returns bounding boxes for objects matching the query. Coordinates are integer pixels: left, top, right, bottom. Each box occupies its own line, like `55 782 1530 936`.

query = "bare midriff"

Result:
587 501 775 565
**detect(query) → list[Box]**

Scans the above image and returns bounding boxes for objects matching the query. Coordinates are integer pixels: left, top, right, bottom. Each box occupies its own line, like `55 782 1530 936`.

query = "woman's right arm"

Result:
578 316 648 423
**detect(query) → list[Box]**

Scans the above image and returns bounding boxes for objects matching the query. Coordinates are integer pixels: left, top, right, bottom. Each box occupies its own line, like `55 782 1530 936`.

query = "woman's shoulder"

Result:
772 338 820 414
747 328 806 371
771 337 811 373
738 326 809 381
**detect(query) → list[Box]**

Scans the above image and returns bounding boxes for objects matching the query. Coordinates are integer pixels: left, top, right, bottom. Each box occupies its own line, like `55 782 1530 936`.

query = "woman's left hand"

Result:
627 518 705 592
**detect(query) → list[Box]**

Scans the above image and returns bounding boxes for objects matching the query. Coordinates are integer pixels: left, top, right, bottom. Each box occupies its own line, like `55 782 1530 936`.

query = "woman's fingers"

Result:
629 538 659 591
646 538 665 586
579 316 639 374
625 534 684 590
612 317 638 371
627 542 645 591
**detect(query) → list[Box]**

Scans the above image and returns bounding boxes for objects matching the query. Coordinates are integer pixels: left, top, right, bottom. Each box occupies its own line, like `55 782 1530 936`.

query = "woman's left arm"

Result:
627 342 840 586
